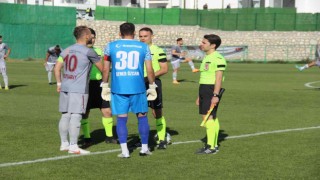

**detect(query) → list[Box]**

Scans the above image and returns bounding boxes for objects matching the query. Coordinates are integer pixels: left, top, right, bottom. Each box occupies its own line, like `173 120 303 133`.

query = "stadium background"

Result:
0 3 319 61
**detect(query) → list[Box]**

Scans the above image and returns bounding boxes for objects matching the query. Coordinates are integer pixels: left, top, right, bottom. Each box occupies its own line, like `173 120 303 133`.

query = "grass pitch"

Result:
0 61 319 179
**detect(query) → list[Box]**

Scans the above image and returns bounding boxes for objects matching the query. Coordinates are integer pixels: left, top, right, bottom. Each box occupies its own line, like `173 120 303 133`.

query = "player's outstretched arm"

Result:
95 61 103 72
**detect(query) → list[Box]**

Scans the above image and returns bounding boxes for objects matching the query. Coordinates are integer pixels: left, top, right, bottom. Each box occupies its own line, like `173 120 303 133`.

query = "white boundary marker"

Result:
1 126 319 168
304 81 320 88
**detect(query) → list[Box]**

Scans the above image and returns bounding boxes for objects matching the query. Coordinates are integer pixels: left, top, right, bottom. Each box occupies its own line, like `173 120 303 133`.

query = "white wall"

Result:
171 0 180 7
295 0 320 13
147 0 239 9
97 0 109 6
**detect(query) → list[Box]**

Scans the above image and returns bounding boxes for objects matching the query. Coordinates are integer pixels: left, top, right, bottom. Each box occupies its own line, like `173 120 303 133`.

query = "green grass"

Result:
0 61 320 179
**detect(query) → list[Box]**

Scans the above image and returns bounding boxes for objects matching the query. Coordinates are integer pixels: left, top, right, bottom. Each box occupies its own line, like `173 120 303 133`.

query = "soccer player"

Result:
44 45 62 85
54 25 103 155
102 22 157 158
195 34 227 154
81 28 117 147
171 38 199 84
0 35 11 90
295 44 320 71
139 27 169 149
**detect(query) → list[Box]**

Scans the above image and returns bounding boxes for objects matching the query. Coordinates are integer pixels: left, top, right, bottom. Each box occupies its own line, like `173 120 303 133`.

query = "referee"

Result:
139 27 169 149
195 34 227 154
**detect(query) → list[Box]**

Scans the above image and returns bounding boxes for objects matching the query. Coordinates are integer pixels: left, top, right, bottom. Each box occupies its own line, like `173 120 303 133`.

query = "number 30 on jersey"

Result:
115 51 140 70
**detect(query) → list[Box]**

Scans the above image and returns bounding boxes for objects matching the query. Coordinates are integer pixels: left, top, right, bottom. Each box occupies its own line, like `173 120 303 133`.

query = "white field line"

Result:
304 81 320 88
1 126 319 168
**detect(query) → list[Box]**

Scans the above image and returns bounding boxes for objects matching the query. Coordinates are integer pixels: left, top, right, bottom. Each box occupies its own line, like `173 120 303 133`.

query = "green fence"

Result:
96 6 320 31
0 3 76 59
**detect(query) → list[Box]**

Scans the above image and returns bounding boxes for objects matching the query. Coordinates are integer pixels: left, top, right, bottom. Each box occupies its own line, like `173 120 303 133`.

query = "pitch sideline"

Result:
1 126 319 168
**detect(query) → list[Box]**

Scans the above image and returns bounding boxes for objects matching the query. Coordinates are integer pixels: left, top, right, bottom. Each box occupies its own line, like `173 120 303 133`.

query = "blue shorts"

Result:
111 92 148 115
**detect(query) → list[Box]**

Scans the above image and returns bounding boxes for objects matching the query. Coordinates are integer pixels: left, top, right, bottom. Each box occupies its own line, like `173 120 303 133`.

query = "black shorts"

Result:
199 84 224 118
145 78 163 110
87 80 110 110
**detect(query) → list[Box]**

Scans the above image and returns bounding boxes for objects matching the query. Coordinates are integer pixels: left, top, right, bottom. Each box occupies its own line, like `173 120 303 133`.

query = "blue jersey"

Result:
104 39 152 94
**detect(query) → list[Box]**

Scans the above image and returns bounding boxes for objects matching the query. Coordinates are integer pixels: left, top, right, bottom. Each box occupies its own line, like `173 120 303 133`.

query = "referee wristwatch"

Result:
213 93 219 97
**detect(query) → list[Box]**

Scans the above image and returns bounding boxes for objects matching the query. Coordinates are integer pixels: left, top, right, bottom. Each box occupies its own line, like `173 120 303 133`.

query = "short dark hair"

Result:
139 27 153 35
54 45 61 55
73 25 89 40
120 22 135 36
204 34 221 49
89 28 96 37
176 38 182 42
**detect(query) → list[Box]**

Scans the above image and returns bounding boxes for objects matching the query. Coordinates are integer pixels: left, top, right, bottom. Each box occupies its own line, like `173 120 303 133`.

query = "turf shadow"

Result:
78 126 118 148
7 84 27 89
177 79 198 83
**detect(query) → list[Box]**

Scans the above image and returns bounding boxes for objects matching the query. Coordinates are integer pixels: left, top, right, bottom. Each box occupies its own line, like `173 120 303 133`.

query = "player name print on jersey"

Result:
63 74 77 79
116 71 140 76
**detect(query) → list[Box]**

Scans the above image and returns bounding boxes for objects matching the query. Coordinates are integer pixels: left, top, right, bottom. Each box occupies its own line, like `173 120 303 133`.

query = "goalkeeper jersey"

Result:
104 39 152 94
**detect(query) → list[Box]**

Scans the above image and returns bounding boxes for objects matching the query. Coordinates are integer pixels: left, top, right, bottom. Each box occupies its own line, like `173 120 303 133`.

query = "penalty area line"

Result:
1 125 320 168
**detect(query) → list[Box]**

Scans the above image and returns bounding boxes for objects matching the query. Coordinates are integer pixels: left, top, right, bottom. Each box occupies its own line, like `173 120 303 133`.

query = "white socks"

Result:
188 61 195 70
48 71 52 83
141 144 149 152
120 143 129 155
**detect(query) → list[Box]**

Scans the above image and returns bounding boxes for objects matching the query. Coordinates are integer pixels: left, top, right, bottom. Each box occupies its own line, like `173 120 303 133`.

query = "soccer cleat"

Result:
195 144 217 155
295 65 303 71
139 150 152 156
4 86 9 90
134 141 142 148
68 145 90 155
215 146 219 152
154 133 172 145
117 153 130 158
60 143 69 151
157 140 167 150
105 136 118 144
172 80 180 84
81 138 93 148
192 68 200 73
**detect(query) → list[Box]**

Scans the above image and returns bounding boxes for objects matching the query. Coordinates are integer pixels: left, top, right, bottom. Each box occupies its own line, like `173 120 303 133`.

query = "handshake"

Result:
101 83 157 101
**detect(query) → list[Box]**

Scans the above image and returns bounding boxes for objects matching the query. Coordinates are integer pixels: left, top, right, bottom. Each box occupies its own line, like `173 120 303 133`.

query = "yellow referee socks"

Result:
156 116 166 141
206 119 215 148
214 118 220 148
81 119 91 138
102 117 113 137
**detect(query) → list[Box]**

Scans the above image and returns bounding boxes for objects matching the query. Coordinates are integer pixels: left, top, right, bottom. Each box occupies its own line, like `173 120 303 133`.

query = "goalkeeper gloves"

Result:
147 83 157 101
101 83 111 101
